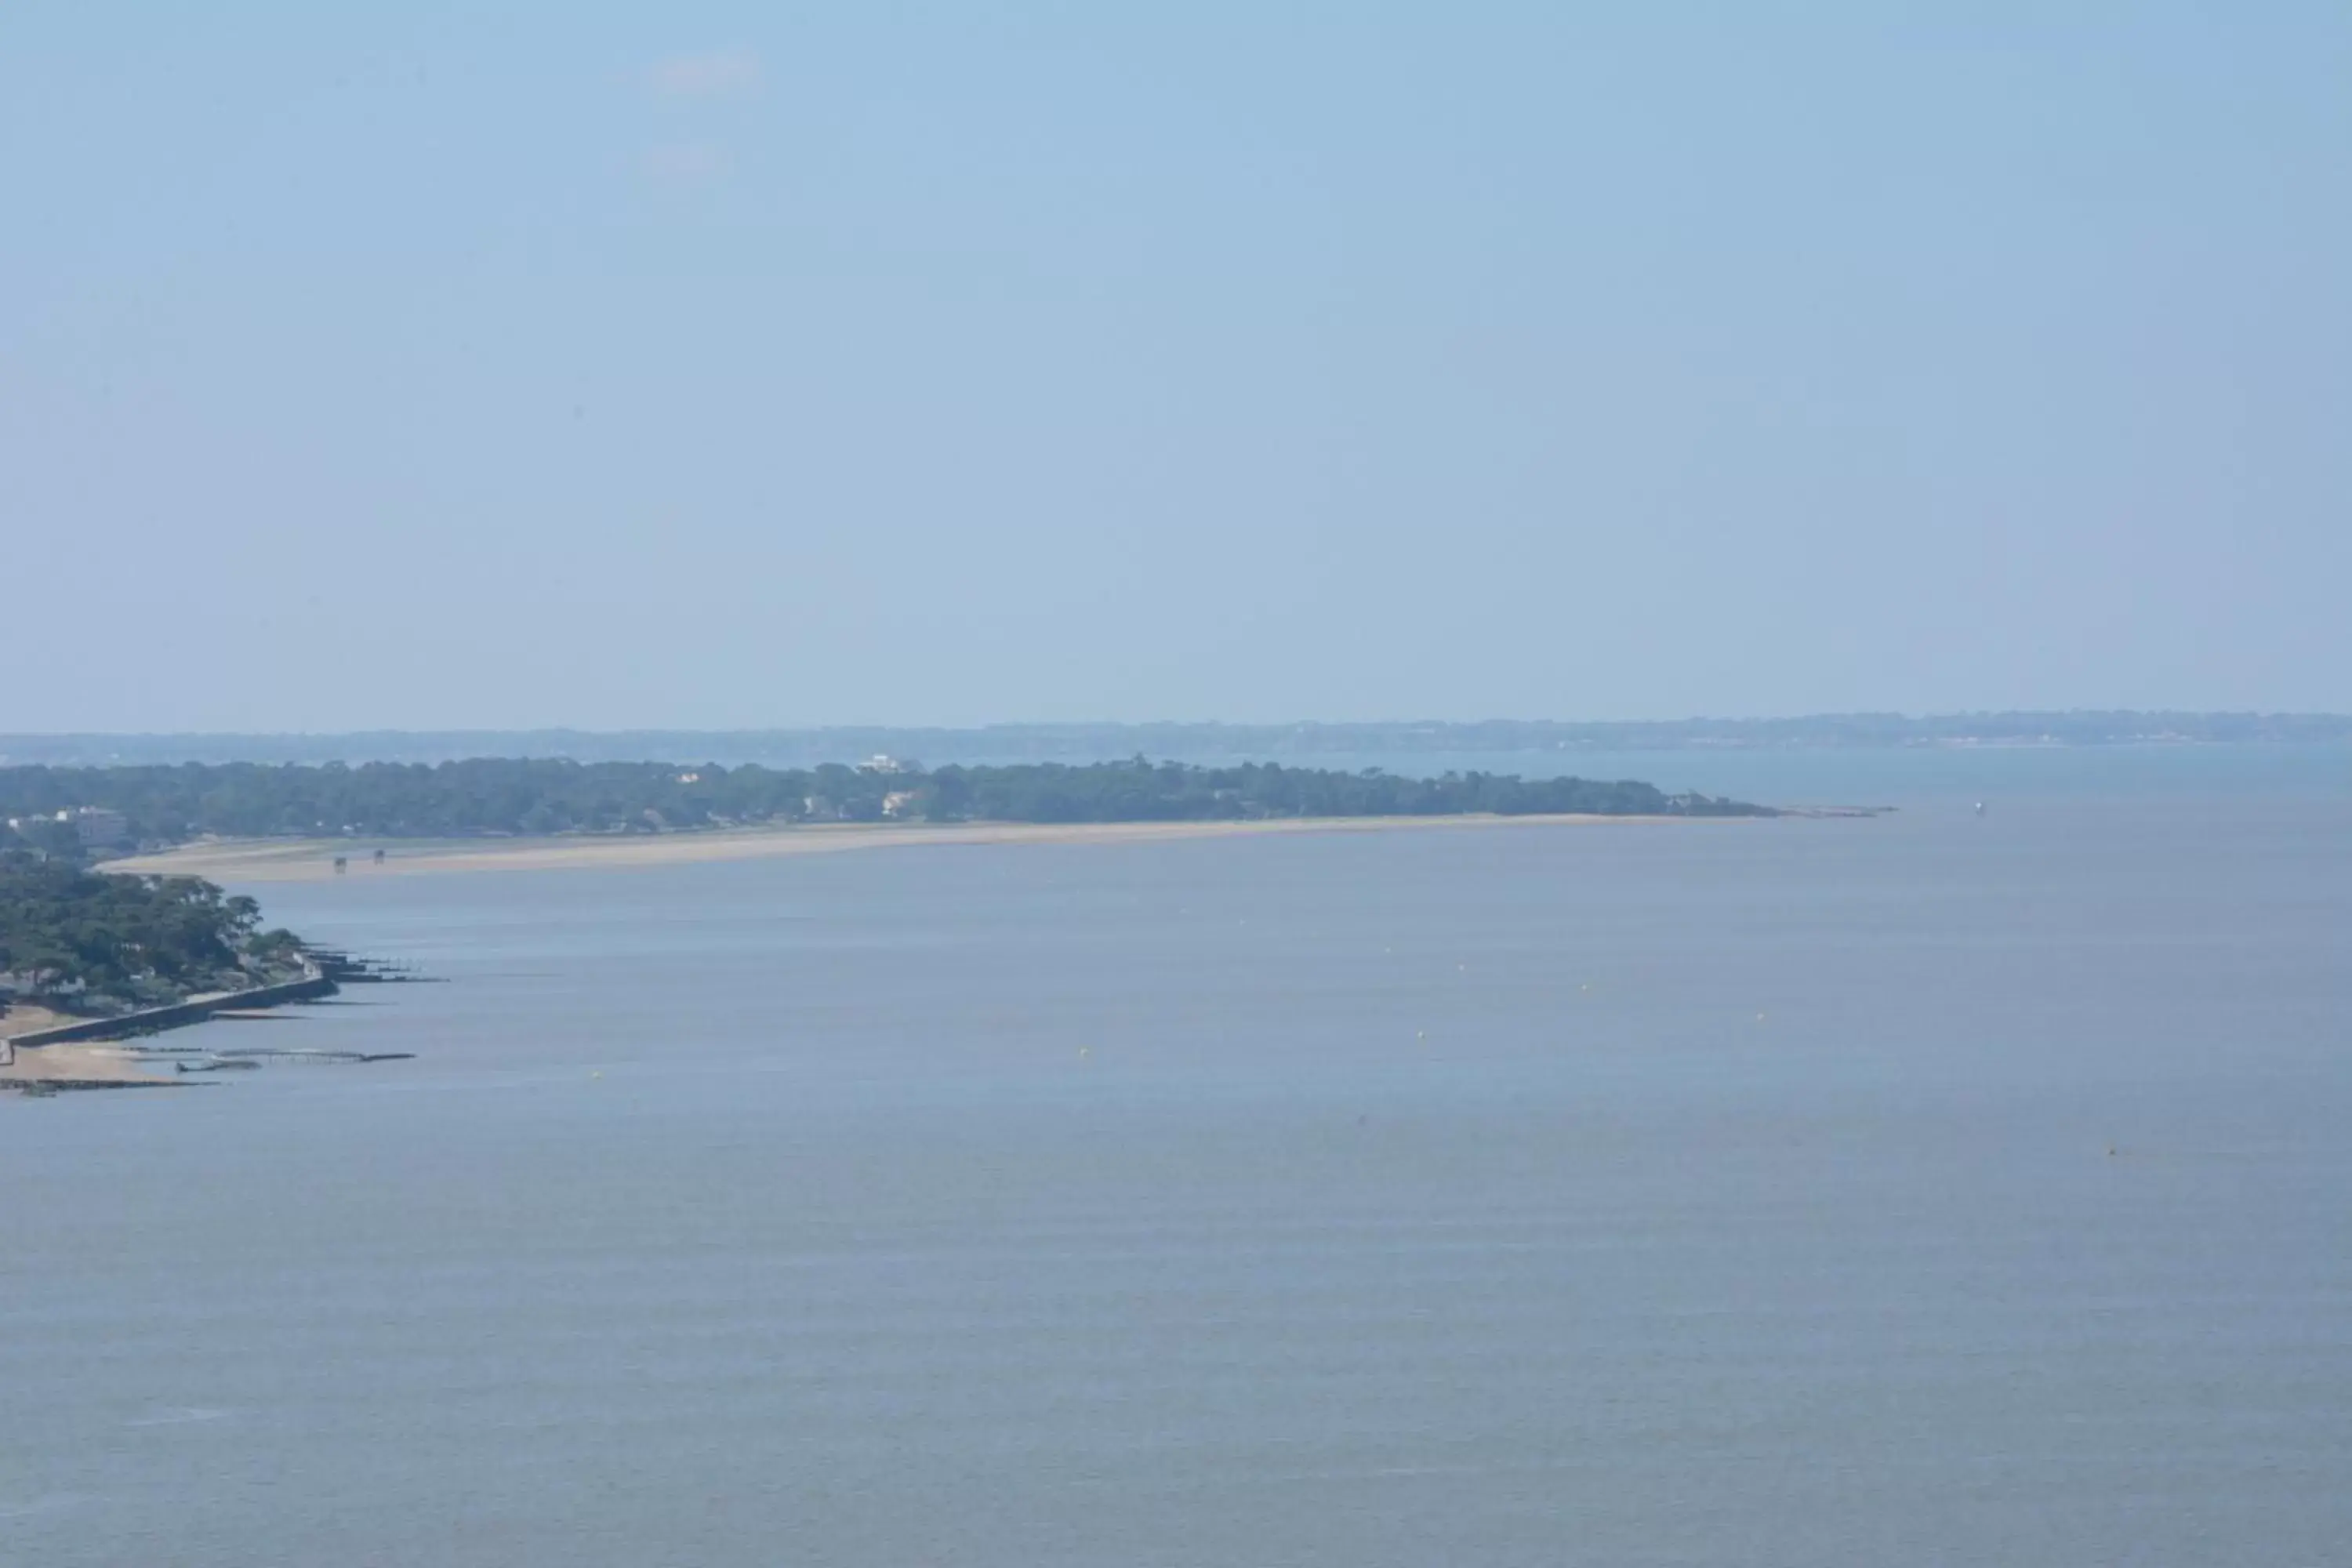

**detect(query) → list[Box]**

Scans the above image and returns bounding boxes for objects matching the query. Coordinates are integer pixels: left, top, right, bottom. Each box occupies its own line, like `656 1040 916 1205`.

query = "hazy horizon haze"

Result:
7 4 2347 731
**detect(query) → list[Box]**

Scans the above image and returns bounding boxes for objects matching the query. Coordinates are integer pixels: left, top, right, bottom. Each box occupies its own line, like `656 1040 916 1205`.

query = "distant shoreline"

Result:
102 812 1762 883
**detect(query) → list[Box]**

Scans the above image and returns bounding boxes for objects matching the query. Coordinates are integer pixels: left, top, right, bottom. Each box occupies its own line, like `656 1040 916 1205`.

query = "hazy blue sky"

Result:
6 3 2347 731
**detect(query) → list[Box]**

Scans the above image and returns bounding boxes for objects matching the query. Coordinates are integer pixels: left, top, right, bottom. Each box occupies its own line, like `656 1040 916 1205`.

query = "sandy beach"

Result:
0 1004 175 1086
102 812 1730 884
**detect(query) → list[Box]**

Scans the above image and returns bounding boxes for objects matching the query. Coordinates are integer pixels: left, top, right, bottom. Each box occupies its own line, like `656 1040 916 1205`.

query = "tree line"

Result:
1 757 1769 851
0 853 303 1008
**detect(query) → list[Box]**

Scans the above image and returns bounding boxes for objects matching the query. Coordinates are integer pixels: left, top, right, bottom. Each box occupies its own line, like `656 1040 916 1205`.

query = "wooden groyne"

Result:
303 948 434 984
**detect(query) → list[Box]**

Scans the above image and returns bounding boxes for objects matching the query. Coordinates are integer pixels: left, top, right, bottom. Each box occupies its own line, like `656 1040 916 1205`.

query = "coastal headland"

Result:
0 857 412 1093
103 811 1749 884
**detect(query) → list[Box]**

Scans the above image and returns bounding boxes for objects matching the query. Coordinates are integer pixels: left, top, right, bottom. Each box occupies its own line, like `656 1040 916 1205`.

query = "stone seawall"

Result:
5 972 339 1050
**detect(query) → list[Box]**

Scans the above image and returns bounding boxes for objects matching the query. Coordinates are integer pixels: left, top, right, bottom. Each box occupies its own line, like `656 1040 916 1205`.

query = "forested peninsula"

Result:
0 853 309 1013
2 757 1769 851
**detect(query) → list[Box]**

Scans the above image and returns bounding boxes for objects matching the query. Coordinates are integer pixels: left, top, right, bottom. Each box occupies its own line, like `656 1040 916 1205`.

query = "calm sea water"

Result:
5 757 2350 1565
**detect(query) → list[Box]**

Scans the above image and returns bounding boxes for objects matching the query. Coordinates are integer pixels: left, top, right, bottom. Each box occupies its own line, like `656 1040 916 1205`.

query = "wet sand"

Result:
1 1006 174 1086
0 1045 173 1085
103 813 1727 883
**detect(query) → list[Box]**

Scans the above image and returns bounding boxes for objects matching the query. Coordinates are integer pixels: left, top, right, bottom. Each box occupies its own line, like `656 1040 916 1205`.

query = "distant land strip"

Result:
103 814 1774 884
2 758 1772 861
2 712 2347 769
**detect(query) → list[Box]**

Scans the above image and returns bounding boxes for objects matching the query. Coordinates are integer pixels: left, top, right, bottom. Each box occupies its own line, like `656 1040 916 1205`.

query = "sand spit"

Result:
103 812 1739 884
